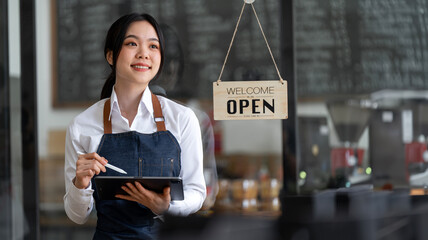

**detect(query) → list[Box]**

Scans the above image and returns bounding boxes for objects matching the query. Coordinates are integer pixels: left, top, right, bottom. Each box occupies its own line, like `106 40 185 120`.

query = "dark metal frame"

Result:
20 0 39 239
0 0 12 237
280 0 298 195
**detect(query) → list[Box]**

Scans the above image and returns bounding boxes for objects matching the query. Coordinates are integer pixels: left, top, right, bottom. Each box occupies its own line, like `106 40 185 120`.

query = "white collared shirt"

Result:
64 87 206 224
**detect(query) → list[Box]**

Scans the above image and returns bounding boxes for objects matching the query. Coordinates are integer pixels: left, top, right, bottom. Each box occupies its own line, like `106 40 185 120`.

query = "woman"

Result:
63 13 206 239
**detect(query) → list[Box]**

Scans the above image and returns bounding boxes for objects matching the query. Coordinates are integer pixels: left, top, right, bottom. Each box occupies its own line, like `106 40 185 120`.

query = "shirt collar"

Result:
109 86 154 120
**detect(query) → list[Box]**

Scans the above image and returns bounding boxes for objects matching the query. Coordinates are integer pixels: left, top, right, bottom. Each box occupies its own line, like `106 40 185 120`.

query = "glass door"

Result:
1 0 39 239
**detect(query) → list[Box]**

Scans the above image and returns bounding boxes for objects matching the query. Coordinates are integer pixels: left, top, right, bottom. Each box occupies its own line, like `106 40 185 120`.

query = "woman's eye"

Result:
126 42 137 46
150 44 159 49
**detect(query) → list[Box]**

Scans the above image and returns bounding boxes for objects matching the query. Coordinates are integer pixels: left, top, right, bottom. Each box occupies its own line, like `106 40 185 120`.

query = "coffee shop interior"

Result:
2 0 428 239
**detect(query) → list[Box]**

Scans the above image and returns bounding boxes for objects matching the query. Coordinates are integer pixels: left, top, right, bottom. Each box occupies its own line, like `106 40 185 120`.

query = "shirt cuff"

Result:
68 180 94 203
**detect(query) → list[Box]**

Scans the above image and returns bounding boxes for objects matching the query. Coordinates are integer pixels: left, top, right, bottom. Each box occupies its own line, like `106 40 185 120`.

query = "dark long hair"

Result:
100 13 165 99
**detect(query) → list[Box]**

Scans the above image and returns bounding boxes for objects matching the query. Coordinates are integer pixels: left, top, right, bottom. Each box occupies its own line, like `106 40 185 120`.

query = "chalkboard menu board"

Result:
295 0 428 98
54 0 280 107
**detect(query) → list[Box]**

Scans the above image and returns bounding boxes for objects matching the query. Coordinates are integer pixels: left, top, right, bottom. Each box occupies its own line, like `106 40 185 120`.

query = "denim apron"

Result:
91 93 181 240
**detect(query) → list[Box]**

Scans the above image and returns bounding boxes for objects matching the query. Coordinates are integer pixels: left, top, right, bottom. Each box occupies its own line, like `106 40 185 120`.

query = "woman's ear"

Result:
106 50 113 65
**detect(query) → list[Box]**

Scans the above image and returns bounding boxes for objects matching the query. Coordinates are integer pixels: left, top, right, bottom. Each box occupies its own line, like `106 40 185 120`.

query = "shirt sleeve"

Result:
63 122 95 224
166 108 207 216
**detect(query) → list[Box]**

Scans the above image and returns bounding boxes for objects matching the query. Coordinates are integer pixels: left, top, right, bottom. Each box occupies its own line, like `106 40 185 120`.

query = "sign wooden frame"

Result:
213 80 288 120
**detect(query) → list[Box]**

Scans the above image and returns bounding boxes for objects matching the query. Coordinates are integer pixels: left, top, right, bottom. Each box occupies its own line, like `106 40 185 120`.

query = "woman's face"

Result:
109 20 161 89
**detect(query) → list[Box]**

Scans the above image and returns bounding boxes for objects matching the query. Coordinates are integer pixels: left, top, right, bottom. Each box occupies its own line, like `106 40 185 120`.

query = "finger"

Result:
84 160 106 173
126 182 140 194
76 169 95 179
163 187 171 201
121 186 140 201
78 153 96 161
121 185 136 196
80 159 105 169
164 186 171 195
100 157 108 165
76 161 91 172
76 158 107 174
135 182 149 194
76 156 107 172
79 153 108 165
94 160 107 173
115 194 137 202
83 162 102 175
76 158 92 166
79 152 100 159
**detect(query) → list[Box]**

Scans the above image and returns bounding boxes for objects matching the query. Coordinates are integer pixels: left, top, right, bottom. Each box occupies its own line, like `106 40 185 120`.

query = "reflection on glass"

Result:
151 19 283 215
327 99 373 188
371 90 428 191
297 116 331 193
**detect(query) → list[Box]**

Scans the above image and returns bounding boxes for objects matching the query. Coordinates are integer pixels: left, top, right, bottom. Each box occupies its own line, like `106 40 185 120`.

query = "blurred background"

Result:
2 0 428 239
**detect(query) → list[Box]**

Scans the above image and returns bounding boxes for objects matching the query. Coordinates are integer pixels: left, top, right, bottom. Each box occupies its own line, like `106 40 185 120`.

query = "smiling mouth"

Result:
132 65 150 70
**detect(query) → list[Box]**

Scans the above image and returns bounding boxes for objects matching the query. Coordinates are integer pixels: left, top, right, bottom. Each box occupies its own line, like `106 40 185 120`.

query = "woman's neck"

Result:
114 82 147 127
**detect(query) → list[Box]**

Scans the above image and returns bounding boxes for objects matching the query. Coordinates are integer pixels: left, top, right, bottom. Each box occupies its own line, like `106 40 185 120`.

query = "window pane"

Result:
39 1 282 239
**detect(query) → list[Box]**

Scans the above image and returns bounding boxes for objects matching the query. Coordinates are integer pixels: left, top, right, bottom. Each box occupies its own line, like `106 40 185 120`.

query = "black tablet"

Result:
94 176 184 201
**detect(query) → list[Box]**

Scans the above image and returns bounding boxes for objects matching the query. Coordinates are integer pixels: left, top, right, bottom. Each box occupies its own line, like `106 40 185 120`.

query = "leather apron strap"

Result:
103 98 112 134
103 93 166 134
151 93 167 132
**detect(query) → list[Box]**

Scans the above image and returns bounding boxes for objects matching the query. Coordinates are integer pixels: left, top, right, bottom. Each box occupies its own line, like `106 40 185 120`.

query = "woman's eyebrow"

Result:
124 35 159 42
124 34 139 40
148 37 159 42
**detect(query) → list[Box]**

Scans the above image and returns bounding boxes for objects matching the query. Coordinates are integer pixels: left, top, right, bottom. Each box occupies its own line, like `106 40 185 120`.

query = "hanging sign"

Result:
213 80 287 120
213 0 288 120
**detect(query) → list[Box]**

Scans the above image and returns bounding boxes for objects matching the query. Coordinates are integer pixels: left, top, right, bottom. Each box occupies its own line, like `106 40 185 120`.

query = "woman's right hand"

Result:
74 153 108 189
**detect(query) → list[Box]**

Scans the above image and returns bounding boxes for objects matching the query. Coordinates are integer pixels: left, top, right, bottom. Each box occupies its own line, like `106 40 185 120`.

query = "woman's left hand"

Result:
115 182 171 215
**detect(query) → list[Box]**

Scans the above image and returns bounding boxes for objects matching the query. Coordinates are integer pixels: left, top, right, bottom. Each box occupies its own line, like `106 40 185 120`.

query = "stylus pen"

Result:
105 163 127 174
